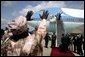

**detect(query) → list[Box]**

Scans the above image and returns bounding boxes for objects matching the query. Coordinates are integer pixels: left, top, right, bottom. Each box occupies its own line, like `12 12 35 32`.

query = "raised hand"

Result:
26 11 33 21
39 10 49 19
55 13 62 20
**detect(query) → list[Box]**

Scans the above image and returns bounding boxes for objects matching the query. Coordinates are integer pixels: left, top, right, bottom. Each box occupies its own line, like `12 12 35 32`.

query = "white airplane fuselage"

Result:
27 20 84 33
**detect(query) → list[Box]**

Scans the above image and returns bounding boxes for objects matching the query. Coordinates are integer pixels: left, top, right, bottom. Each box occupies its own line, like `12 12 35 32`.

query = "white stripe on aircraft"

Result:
61 8 84 18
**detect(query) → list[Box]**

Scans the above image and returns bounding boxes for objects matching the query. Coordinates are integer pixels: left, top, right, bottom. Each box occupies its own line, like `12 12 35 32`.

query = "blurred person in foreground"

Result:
1 10 49 56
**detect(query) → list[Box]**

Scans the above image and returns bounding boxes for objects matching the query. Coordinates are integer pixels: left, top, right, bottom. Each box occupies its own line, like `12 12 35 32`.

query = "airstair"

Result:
56 19 65 47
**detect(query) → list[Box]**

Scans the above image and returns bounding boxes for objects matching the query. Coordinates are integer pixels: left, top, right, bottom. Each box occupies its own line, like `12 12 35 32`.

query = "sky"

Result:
1 1 84 29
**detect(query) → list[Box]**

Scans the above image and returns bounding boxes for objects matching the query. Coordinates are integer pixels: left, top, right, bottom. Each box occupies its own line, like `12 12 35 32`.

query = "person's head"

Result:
75 36 77 39
7 16 27 35
27 28 29 30
27 28 29 32
77 34 79 37
79 34 83 38
53 32 55 35
35 25 38 31
47 32 49 35
62 34 64 36
80 34 83 38
66 33 70 37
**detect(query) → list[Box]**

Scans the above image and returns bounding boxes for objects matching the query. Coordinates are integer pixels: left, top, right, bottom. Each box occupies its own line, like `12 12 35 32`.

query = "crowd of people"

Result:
60 33 84 56
44 32 56 48
44 32 84 56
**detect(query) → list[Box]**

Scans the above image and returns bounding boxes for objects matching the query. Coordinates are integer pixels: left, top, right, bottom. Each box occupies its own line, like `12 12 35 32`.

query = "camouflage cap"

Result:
7 16 27 35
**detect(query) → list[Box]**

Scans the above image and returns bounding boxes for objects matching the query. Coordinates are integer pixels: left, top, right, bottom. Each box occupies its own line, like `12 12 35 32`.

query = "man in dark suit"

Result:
73 36 78 53
76 34 83 55
44 33 50 48
61 34 70 52
51 32 56 48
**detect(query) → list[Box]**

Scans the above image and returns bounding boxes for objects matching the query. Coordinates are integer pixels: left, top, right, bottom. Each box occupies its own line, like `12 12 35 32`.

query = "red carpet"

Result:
51 47 74 56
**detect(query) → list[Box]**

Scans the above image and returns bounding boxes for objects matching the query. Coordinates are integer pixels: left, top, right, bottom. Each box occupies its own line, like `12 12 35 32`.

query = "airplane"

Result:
26 7 84 34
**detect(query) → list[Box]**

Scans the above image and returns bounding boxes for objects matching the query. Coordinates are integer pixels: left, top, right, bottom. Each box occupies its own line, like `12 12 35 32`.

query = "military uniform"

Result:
1 31 42 56
1 16 47 56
